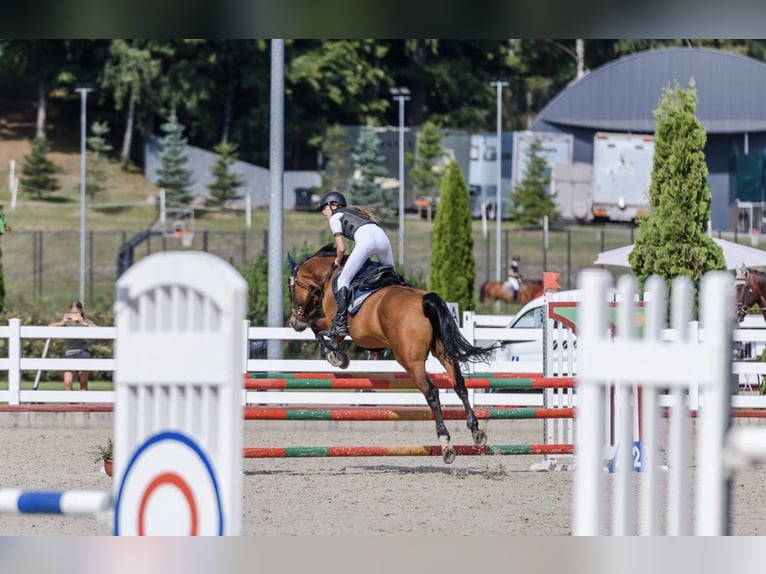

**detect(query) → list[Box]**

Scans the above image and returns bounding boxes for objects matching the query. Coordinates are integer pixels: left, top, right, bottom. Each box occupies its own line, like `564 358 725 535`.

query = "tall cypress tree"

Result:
86 121 112 200
319 124 352 194
629 79 725 284
347 126 390 218
156 111 194 204
429 160 475 311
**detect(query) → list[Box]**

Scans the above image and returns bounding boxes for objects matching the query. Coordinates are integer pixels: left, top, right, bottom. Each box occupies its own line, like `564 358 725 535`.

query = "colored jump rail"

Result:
244 406 574 421
0 489 111 515
243 444 574 458
244 373 575 390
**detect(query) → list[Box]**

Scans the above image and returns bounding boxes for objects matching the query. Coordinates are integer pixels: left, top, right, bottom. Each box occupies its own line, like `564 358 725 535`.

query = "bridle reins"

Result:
289 260 337 321
736 273 759 320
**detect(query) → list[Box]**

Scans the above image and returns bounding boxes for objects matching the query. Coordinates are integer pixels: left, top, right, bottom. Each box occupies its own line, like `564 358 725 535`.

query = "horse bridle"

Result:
289 261 337 322
736 273 756 321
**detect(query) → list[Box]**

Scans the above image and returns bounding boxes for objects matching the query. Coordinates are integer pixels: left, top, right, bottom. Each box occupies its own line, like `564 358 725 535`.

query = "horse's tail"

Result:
478 281 488 303
422 292 497 367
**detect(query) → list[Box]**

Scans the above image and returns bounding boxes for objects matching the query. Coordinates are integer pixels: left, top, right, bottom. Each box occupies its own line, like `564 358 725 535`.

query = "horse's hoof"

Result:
327 350 350 369
472 428 488 447
442 446 456 464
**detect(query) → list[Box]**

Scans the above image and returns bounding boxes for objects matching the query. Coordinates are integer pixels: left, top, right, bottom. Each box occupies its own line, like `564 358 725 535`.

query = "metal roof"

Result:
531 47 766 134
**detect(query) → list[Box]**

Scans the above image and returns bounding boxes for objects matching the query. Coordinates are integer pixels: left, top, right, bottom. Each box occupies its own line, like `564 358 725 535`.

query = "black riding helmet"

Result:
317 190 347 211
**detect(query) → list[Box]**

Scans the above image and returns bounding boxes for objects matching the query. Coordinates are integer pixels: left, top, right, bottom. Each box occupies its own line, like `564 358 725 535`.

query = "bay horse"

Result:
479 278 544 304
287 245 497 464
736 267 766 323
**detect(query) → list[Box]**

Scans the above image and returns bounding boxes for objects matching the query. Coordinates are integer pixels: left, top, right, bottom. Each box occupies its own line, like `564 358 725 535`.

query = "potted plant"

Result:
92 438 113 477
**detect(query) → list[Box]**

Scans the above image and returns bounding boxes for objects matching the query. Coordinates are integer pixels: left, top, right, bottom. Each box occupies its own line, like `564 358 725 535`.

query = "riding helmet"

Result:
317 190 347 211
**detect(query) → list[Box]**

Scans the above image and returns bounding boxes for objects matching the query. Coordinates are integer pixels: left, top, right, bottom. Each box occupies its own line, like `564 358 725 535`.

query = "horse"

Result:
479 278 544 305
287 244 497 464
736 267 766 323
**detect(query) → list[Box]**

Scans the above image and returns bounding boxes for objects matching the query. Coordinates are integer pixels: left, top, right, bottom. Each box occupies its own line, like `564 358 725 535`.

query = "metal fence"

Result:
1 223 750 311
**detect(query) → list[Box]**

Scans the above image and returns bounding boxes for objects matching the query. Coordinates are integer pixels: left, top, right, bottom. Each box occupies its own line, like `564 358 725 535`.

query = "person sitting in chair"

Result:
503 256 523 301
317 190 395 338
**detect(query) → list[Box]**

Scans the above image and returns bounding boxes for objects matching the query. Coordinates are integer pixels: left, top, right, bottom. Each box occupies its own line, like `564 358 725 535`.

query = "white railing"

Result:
2 314 766 408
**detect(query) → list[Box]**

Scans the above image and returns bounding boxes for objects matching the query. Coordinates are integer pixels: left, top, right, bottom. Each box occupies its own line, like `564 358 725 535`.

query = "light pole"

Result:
490 80 508 282
76 83 94 304
391 86 410 268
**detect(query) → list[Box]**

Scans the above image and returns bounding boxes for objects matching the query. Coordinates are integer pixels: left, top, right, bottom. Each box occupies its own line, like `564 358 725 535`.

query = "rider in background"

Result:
503 256 523 301
317 190 395 337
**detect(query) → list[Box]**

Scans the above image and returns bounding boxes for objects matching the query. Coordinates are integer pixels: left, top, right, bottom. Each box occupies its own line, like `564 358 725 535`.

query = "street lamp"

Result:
391 86 410 268
75 82 94 305
490 80 508 282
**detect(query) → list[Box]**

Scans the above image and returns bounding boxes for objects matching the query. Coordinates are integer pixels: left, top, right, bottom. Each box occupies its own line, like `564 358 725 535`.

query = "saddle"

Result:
334 259 410 316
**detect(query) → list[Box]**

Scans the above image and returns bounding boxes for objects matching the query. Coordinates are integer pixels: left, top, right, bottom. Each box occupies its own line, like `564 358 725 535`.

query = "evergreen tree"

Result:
629 79 725 285
20 137 60 198
319 124 352 194
429 160 475 311
207 141 245 207
86 121 112 200
347 126 391 218
156 110 194 204
509 138 559 225
408 120 444 203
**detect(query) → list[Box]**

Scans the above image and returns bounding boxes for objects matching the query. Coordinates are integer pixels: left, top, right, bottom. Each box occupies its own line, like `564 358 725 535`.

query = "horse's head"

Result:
736 268 761 323
287 246 337 331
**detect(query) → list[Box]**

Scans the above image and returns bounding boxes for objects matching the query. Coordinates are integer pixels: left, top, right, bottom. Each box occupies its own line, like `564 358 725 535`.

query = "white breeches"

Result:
337 225 394 290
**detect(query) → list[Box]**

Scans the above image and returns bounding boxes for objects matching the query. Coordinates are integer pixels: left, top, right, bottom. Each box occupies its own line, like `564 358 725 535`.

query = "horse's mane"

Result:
312 243 337 258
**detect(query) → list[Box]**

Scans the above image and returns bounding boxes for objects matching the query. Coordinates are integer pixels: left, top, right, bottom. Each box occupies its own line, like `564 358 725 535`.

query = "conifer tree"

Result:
319 124 352 194
20 137 60 198
629 80 725 284
207 141 245 207
347 126 391 219
156 111 194 204
86 121 112 200
408 120 444 202
509 138 559 225
429 160 475 311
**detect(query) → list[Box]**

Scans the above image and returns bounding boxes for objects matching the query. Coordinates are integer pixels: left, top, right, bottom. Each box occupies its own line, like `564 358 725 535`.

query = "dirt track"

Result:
0 413 764 535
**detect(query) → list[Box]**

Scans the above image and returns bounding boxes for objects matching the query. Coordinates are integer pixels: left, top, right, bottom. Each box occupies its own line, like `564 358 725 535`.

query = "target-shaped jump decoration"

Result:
113 431 224 536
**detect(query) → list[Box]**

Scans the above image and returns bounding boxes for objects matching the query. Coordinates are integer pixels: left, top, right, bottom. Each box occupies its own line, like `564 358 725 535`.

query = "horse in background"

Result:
479 278 544 305
287 244 498 464
736 267 766 323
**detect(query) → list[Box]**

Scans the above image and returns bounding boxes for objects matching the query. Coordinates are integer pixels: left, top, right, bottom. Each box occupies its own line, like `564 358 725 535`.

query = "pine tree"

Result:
207 141 245 207
429 160 475 311
319 124 352 194
408 120 444 203
20 137 60 198
347 126 391 219
509 138 559 225
156 111 194 204
629 79 725 285
86 121 112 200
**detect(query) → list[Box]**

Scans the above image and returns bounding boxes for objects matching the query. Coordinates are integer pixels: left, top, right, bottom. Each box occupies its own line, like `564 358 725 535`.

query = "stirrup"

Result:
327 322 348 337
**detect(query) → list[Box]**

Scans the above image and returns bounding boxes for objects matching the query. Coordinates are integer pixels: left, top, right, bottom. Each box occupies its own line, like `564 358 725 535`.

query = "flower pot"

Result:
103 458 113 477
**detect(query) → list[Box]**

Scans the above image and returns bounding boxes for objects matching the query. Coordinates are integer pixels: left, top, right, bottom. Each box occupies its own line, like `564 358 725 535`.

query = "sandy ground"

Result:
0 412 764 536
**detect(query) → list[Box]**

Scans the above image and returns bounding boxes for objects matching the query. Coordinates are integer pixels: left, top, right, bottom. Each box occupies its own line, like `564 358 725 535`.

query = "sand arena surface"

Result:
0 412 764 536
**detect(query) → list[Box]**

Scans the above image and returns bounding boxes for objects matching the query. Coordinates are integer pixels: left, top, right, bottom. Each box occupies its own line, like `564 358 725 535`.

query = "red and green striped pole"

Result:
243 444 573 458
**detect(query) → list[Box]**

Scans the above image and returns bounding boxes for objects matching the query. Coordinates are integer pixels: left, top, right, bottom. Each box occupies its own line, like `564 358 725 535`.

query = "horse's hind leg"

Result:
447 362 487 447
412 372 454 463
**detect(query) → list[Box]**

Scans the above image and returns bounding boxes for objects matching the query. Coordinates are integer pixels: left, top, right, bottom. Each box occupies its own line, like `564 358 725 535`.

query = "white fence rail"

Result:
2 313 766 408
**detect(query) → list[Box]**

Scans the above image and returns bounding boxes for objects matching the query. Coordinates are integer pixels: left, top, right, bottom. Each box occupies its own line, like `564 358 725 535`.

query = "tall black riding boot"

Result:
327 286 351 337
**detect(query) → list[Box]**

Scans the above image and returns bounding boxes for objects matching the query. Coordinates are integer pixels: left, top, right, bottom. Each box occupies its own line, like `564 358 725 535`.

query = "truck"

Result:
550 162 594 222
510 131 574 196
590 131 655 222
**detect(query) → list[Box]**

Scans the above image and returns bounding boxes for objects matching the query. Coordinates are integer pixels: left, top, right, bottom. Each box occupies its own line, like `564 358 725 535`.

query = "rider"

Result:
503 256 523 301
317 190 395 337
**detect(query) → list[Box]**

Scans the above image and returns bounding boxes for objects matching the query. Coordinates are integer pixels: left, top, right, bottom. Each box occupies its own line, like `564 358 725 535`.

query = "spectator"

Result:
49 300 96 391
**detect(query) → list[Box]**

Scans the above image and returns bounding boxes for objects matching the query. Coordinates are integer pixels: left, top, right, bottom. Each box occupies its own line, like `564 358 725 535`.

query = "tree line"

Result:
4 39 766 173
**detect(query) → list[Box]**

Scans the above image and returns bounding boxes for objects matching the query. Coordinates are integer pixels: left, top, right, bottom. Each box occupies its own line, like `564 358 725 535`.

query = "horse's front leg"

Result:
310 318 349 369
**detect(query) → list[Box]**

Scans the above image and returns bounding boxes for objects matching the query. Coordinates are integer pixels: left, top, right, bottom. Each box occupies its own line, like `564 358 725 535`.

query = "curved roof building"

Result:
531 47 766 231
